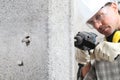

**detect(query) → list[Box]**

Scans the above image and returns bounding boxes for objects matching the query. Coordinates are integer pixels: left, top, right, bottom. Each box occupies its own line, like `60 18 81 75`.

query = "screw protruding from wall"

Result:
17 60 24 66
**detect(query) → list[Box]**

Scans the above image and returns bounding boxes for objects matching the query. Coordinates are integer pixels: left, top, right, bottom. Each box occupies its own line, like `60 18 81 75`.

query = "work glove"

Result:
90 41 120 62
75 49 91 65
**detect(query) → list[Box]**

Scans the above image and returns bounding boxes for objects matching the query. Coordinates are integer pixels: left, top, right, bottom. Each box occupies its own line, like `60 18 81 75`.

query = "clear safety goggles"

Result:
86 5 110 28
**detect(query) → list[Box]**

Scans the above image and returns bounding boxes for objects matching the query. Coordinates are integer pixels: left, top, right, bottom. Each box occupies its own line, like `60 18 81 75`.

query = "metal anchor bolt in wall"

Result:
22 36 30 46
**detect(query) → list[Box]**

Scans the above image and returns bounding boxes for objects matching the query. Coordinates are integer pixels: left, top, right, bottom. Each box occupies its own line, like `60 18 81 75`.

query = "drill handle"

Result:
82 39 96 49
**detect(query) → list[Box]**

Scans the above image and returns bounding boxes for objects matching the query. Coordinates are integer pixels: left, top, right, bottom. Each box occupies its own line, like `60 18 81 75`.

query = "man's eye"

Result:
95 14 101 20
88 20 94 25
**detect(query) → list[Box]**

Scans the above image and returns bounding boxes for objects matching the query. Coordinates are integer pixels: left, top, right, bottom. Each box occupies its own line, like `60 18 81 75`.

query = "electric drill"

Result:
74 31 97 50
74 30 120 50
74 31 97 80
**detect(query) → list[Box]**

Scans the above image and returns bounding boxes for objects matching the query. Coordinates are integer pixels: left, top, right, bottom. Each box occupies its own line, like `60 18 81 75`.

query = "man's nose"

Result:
93 21 102 29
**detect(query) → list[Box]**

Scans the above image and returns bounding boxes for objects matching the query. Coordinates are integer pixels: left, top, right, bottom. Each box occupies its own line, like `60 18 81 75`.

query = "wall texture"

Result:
0 0 76 80
0 0 49 80
48 0 75 80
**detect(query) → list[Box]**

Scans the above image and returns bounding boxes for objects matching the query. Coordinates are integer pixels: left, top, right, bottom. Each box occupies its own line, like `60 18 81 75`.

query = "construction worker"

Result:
75 0 120 80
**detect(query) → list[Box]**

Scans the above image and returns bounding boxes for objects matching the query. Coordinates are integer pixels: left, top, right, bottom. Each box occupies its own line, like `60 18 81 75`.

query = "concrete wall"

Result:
0 0 76 80
0 0 49 80
1 0 114 80
48 0 75 80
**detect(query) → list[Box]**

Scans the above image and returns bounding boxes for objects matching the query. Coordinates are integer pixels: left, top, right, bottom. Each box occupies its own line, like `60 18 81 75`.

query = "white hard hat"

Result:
76 0 117 24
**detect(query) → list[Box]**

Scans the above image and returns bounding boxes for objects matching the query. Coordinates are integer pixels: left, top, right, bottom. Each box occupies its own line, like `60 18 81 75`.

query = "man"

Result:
76 0 120 80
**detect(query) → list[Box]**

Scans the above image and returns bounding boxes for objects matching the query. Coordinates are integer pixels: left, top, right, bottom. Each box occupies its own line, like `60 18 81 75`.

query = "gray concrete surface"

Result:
48 0 75 79
0 0 76 80
0 0 48 80
0 0 49 80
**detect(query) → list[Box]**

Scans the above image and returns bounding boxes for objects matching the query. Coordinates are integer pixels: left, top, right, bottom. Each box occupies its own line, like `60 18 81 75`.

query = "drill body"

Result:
74 31 97 50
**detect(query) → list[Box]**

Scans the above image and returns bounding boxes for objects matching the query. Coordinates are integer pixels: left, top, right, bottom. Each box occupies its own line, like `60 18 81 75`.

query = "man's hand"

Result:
90 41 120 62
75 49 91 65
81 63 91 78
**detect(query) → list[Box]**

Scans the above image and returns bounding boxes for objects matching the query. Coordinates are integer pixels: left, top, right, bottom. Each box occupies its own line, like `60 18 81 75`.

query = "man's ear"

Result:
110 3 118 13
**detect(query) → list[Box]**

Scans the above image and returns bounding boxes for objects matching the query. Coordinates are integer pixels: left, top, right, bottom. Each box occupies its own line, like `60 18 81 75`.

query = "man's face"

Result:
87 3 119 37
